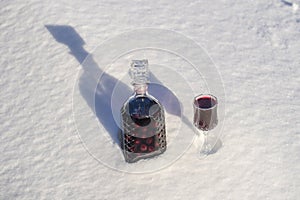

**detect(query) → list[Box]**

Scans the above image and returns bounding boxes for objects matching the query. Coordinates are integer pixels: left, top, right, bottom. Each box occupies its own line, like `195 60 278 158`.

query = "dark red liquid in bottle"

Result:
120 96 166 163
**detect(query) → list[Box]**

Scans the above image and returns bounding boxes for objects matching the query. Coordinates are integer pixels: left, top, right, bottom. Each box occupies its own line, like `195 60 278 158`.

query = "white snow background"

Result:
1 0 300 199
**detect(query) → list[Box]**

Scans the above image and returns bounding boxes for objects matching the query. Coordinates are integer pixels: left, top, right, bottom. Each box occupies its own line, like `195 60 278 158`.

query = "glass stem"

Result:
200 131 210 155
203 131 207 151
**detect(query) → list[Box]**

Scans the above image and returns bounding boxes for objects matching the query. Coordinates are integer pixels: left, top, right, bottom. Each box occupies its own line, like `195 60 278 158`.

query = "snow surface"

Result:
1 0 300 199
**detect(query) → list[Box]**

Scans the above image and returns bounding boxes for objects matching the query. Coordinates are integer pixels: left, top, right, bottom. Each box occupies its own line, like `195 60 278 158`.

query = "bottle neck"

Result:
133 84 148 95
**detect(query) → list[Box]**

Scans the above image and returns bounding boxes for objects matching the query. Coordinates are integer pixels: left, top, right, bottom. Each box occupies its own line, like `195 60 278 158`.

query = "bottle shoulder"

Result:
127 93 161 106
121 93 164 118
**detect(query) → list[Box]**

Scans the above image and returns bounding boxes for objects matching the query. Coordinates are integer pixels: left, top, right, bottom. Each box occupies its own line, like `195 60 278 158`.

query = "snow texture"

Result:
1 0 300 199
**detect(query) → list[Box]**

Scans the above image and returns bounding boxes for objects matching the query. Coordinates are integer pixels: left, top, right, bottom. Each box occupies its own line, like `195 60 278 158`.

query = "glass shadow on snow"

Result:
45 25 182 148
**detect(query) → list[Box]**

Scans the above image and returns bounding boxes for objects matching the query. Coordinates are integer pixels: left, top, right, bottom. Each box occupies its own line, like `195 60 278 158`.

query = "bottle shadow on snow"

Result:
281 0 293 7
45 25 183 148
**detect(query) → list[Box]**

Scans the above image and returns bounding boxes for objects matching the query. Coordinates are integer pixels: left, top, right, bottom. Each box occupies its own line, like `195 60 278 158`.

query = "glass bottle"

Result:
120 60 167 163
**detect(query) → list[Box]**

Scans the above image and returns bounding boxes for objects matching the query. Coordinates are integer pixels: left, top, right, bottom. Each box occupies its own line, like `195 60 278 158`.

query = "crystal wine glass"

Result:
193 94 218 157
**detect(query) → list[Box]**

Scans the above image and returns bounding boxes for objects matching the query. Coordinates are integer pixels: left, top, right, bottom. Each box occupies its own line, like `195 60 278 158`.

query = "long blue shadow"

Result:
45 25 183 148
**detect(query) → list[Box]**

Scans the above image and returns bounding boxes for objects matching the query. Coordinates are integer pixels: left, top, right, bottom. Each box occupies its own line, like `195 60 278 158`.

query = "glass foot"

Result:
198 132 222 159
